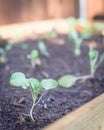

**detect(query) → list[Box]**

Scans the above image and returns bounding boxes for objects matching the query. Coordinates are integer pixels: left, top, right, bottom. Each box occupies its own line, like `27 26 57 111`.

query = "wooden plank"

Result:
47 0 62 18
61 0 79 18
86 0 104 19
0 0 79 25
43 93 104 130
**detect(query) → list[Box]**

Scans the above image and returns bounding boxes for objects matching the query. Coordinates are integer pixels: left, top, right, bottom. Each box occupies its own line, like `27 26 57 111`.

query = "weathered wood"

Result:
86 0 104 19
0 0 79 25
43 93 104 130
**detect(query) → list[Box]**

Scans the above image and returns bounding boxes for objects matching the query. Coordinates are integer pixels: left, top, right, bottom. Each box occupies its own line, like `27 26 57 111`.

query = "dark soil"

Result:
0 34 104 130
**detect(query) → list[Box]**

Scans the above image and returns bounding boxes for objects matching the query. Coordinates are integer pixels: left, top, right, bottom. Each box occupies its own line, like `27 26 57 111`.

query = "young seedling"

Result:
38 40 50 57
0 44 12 63
68 30 83 56
58 46 104 87
67 17 76 34
10 72 58 122
77 19 93 39
73 37 83 56
20 43 28 50
27 50 39 68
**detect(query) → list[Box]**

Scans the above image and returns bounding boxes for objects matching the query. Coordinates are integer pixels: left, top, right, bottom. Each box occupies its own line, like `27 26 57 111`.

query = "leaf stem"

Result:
29 93 45 122
77 74 93 81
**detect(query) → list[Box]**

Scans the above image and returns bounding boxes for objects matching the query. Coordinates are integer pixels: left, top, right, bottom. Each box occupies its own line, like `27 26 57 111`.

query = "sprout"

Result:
73 37 83 56
38 40 50 57
27 50 39 68
89 46 104 76
58 47 104 88
20 44 28 50
10 72 58 122
0 44 12 63
68 30 83 56
89 46 99 75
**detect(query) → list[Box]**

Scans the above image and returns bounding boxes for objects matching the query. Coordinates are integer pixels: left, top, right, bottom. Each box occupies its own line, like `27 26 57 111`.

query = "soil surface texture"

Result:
0 34 104 130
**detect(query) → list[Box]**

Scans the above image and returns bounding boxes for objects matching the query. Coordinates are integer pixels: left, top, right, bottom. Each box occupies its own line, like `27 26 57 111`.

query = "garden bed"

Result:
0 32 104 130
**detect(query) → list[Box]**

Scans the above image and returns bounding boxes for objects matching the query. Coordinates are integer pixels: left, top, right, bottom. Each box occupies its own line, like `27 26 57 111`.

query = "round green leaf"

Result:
41 79 58 90
58 75 77 87
10 72 28 88
28 50 39 59
28 78 40 91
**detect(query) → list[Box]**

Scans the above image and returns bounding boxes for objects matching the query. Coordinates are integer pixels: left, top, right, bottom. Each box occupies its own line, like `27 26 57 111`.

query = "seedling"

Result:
10 72 58 122
38 40 50 57
77 19 93 39
67 17 76 33
58 47 104 87
0 44 12 63
73 37 83 56
27 50 39 68
20 44 28 50
68 30 83 56
45 25 57 38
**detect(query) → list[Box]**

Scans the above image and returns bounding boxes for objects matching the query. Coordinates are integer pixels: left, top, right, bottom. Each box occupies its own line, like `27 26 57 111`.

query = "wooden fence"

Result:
0 0 103 25
0 0 78 25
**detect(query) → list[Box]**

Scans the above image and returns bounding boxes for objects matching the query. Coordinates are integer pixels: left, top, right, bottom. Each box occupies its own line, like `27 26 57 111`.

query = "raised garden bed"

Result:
0 20 104 130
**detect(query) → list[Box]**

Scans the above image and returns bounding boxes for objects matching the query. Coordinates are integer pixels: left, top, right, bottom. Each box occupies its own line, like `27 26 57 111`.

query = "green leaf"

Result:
27 50 39 59
70 30 79 39
5 44 12 51
38 41 49 57
89 46 99 73
21 44 28 50
58 75 77 87
10 72 28 88
41 79 58 90
67 17 76 31
89 46 97 60
28 78 40 92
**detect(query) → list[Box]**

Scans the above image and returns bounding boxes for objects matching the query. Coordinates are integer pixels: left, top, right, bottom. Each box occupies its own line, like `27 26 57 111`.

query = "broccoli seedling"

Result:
73 37 83 56
20 44 28 50
38 40 50 57
68 30 83 56
27 50 39 68
0 44 12 63
77 19 93 39
58 47 104 87
10 72 58 122
88 46 104 76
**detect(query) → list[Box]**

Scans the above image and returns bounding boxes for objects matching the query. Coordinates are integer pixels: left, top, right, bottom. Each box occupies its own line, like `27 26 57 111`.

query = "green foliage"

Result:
77 19 93 39
68 30 83 56
58 75 77 87
5 44 12 51
89 46 99 74
10 72 58 121
0 44 12 63
47 30 57 38
68 30 78 40
94 23 104 31
38 40 50 57
10 72 28 88
58 47 104 88
20 44 28 50
67 17 76 32
73 37 83 56
40 79 58 89
27 50 39 68
27 50 39 60
81 29 93 39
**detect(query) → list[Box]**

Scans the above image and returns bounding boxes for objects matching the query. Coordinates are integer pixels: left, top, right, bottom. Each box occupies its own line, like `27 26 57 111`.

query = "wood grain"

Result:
43 93 104 130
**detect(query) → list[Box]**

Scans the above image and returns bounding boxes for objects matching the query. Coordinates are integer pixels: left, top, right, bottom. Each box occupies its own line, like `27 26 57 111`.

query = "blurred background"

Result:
0 0 104 25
